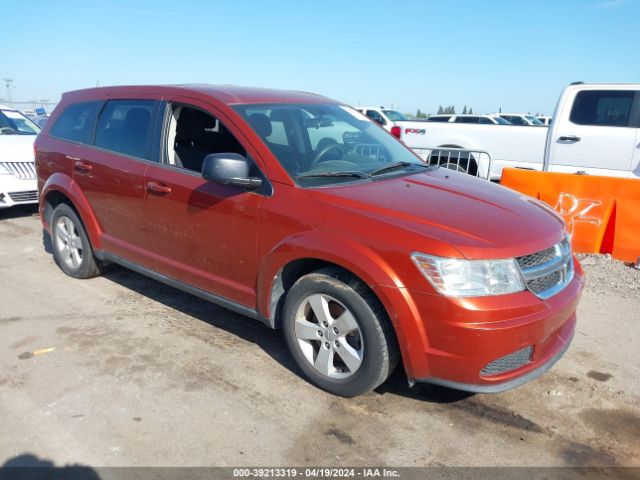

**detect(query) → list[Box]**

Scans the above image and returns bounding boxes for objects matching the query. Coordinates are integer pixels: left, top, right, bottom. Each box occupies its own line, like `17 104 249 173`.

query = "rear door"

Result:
548 89 639 176
143 97 265 307
74 97 160 266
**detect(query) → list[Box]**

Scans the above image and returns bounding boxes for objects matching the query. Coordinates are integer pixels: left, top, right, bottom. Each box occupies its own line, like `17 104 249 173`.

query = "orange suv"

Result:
35 85 584 396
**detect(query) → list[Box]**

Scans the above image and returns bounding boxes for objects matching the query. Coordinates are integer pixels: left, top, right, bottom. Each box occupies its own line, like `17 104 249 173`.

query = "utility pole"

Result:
2 78 14 104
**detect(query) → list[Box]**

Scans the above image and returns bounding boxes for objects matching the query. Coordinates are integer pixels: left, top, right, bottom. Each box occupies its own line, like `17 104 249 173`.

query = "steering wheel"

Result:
310 143 345 167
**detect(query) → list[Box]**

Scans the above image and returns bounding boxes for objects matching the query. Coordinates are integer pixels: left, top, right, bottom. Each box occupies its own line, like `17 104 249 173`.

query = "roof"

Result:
61 84 338 105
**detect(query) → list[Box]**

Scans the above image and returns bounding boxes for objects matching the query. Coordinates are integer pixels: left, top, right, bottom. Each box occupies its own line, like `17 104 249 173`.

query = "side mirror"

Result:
202 153 262 190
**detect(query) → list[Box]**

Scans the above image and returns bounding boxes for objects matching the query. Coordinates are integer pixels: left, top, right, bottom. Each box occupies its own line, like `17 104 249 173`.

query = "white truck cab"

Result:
544 83 640 177
0 105 40 208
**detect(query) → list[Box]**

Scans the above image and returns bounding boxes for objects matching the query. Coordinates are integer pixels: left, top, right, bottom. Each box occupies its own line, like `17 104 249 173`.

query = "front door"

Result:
548 89 639 176
143 99 265 307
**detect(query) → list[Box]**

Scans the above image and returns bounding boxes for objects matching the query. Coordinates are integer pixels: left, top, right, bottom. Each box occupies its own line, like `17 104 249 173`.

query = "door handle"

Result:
146 181 172 195
558 135 581 142
73 160 92 173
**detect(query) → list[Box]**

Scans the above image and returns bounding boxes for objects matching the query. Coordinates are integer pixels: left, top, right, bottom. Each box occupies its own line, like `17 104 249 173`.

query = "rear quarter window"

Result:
49 101 102 143
570 90 635 127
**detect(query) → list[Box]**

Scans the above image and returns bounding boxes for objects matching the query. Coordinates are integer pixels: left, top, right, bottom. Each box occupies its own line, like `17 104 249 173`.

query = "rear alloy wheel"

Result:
283 268 398 397
51 203 103 279
55 215 83 269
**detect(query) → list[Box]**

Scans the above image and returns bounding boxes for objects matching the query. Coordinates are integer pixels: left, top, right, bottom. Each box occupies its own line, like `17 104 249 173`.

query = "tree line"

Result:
412 105 474 118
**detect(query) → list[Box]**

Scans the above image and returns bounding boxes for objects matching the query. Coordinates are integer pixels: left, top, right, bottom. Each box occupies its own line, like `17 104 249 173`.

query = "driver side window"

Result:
165 104 246 173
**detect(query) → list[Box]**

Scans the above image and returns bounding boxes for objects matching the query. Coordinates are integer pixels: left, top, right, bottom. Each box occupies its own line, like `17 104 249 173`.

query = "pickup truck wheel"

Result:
431 147 478 176
51 204 103 279
282 268 398 397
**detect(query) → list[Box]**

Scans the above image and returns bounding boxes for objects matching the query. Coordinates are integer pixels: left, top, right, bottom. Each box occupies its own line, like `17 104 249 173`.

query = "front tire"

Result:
282 268 399 397
51 203 103 279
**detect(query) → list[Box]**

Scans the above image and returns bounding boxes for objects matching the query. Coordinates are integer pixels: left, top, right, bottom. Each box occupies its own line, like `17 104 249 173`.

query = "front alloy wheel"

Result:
295 293 364 379
283 268 399 397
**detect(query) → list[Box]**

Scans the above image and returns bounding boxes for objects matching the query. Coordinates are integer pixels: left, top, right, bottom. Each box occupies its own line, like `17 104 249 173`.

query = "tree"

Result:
499 107 502 113
462 105 468 115
468 107 473 114
415 109 427 118
437 105 443 114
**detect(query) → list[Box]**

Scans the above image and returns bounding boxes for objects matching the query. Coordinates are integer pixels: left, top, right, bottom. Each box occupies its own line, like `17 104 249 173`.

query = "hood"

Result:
308 168 565 259
0 135 37 163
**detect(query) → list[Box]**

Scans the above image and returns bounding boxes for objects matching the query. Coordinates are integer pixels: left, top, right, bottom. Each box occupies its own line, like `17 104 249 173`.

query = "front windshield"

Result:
383 110 407 121
234 103 430 186
494 116 511 125
0 109 41 135
526 115 544 125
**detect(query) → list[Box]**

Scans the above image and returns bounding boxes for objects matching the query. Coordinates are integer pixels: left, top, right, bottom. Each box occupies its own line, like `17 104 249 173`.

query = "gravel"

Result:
576 253 640 301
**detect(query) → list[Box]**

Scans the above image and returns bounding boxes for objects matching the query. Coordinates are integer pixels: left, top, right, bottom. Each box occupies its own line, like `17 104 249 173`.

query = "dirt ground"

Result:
0 205 638 468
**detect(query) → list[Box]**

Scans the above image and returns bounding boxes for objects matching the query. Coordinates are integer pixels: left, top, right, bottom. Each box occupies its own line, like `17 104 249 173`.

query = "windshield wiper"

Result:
369 161 428 176
298 170 369 179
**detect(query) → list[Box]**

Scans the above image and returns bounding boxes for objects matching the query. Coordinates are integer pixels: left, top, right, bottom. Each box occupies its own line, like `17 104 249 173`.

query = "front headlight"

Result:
411 253 525 297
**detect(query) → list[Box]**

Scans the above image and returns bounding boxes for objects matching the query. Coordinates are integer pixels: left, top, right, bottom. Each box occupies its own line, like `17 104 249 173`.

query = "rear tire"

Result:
51 203 103 279
282 267 399 397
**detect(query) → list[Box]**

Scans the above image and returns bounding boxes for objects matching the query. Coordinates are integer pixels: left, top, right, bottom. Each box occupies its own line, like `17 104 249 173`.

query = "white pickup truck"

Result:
366 83 640 180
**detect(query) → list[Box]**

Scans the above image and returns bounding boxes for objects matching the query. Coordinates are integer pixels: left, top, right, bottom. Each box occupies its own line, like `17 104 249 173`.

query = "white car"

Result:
426 114 510 125
354 106 408 132
0 105 40 208
394 83 640 180
491 113 545 126
537 115 552 126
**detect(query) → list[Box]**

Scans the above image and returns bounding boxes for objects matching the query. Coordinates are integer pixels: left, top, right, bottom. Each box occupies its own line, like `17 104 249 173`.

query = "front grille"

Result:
481 346 533 376
516 245 557 269
527 271 562 293
0 161 36 179
8 190 38 203
516 239 573 299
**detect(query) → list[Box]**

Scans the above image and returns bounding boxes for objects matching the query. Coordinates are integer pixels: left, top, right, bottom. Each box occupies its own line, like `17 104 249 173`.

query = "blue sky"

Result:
2 0 639 115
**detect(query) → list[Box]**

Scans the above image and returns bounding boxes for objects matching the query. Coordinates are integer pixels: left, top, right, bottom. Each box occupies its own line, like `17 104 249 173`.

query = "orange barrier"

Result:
500 169 640 263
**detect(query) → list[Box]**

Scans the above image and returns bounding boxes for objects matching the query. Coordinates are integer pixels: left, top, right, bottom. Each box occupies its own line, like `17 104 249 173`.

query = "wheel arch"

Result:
257 233 405 330
41 173 103 250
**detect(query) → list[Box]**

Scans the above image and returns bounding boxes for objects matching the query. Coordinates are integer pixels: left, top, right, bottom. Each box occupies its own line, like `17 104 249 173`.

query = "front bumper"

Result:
422 322 574 393
0 175 38 208
377 258 584 393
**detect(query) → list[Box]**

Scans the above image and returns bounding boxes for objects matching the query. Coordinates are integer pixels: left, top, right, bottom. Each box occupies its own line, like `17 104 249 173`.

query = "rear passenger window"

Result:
94 100 156 159
570 90 635 127
49 101 101 143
